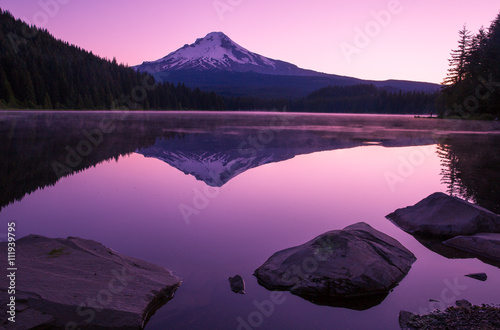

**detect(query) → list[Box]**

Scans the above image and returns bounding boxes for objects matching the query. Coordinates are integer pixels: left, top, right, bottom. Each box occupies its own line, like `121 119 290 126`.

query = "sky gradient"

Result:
2 0 499 83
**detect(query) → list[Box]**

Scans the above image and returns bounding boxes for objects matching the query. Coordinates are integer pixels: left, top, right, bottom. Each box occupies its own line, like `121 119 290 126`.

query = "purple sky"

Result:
2 0 499 83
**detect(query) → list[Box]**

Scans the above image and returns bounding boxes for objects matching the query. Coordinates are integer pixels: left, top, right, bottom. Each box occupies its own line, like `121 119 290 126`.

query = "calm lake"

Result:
1 111 499 329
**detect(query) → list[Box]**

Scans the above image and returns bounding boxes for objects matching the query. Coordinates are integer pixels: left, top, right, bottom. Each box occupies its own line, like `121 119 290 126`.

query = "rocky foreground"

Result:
400 301 500 330
0 235 181 329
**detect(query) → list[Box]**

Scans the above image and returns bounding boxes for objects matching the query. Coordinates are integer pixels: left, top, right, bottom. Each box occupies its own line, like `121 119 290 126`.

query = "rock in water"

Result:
0 235 182 329
443 233 500 263
456 299 472 307
253 222 416 309
386 192 500 237
228 275 245 294
465 273 488 281
399 310 418 330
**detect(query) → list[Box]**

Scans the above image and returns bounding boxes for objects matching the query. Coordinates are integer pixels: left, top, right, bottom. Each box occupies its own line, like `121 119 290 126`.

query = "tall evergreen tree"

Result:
443 25 472 86
439 13 500 118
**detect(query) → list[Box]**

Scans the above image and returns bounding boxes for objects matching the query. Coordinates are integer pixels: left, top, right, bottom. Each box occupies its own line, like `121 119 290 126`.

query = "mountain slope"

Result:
134 32 440 99
135 32 323 77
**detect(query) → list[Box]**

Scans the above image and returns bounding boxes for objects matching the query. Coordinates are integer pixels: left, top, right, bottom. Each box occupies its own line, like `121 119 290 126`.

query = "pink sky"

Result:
2 0 499 83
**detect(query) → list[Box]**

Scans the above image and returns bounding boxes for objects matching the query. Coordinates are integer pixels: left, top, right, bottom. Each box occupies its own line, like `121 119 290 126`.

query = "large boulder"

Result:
386 192 500 237
0 235 181 329
254 222 416 309
443 233 500 264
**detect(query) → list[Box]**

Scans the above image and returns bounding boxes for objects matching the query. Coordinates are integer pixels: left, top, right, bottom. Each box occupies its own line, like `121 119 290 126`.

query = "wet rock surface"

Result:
387 192 500 238
443 233 500 265
0 235 182 329
254 222 416 309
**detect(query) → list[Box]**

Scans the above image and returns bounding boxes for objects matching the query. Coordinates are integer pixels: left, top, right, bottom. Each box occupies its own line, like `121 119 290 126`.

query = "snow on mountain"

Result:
136 129 437 187
139 149 277 187
134 32 321 76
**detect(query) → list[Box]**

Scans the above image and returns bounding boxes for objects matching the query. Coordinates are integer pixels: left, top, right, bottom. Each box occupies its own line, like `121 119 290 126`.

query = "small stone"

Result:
465 273 488 281
456 299 472 307
229 275 245 294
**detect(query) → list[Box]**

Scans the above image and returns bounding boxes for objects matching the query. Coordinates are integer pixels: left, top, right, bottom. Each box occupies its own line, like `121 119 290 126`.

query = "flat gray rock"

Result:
386 192 500 237
0 235 181 329
254 222 416 309
443 233 500 264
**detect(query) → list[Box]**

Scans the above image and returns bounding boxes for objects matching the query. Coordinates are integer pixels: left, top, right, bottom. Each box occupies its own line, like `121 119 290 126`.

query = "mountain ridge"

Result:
135 31 324 77
134 32 440 98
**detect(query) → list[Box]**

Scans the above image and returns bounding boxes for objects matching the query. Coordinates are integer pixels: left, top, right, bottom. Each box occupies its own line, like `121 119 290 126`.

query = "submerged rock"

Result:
254 222 416 310
443 233 500 264
386 192 500 237
228 275 245 294
0 235 181 329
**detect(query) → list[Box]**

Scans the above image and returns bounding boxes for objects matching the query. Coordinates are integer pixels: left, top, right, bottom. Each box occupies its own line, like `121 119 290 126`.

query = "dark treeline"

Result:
0 9 224 110
225 84 437 114
439 12 500 118
292 84 437 114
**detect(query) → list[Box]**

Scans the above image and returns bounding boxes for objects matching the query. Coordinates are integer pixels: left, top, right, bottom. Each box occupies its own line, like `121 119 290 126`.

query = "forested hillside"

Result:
0 9 224 110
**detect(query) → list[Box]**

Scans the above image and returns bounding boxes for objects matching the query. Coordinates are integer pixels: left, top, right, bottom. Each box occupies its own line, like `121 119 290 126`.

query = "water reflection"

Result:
411 235 500 268
1 112 499 216
437 135 500 214
390 134 500 269
291 292 389 311
1 112 500 328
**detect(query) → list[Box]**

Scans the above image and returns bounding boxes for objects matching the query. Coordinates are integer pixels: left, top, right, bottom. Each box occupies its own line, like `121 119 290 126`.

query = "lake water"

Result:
1 111 499 329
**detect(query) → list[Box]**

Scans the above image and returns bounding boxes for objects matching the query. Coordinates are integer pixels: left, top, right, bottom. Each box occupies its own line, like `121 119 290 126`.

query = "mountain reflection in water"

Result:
1 112 498 214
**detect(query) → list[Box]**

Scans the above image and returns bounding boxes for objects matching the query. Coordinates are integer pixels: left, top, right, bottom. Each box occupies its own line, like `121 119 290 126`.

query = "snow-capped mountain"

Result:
139 148 281 187
135 32 321 76
137 129 435 187
137 129 359 187
134 32 439 98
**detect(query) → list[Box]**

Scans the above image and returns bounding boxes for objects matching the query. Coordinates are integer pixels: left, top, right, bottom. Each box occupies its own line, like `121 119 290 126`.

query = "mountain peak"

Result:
135 31 311 75
204 31 228 39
